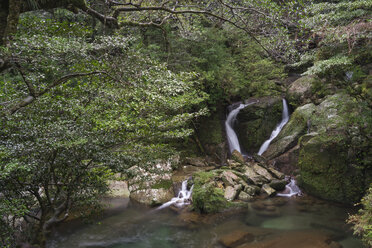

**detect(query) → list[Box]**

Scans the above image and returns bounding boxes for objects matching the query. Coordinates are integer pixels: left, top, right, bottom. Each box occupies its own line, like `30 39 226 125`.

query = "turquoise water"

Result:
47 196 365 248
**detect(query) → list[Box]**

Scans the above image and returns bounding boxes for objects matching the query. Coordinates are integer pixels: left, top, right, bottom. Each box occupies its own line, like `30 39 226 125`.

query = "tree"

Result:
0 18 207 246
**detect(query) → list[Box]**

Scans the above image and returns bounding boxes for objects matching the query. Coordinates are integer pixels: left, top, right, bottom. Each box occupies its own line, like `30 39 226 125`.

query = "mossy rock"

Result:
298 133 365 203
297 93 372 204
262 103 316 159
192 171 230 213
236 96 283 153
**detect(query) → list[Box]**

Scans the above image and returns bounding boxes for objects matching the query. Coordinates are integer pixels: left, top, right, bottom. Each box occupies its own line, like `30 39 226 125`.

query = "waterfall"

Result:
277 178 302 197
257 99 290 155
155 180 193 210
225 103 255 154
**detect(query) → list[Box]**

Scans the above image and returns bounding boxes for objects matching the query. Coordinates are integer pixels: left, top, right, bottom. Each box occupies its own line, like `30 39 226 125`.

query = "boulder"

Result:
242 165 268 186
287 75 318 105
184 157 206 167
297 93 371 203
269 179 287 191
262 103 316 160
107 180 130 198
130 188 174 206
253 164 274 181
238 191 253 201
236 96 283 153
231 150 245 164
262 184 276 196
224 186 238 201
221 170 239 186
219 230 254 247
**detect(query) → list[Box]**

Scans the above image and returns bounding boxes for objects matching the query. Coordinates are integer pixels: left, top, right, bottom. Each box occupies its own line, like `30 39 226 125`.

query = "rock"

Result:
238 191 253 201
184 157 206 167
268 145 300 176
253 164 273 181
219 230 254 248
262 184 276 196
262 103 316 160
227 159 241 168
237 230 336 248
236 96 283 153
224 186 238 201
192 171 229 213
269 179 287 191
107 180 130 198
232 150 245 164
287 75 318 105
221 170 240 186
130 188 174 206
298 93 371 203
244 185 260 196
266 167 285 179
242 166 268 186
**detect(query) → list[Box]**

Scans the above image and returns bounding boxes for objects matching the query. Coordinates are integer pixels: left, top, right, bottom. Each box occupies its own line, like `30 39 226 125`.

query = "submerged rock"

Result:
219 230 254 247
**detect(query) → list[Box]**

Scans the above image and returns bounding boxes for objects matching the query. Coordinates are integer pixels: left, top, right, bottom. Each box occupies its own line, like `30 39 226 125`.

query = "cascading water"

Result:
225 103 255 154
277 178 302 197
155 180 193 210
257 99 290 155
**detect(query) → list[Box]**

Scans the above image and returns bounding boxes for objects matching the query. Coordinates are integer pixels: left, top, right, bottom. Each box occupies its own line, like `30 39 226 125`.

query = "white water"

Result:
257 99 290 155
156 180 193 210
225 103 255 154
277 178 302 197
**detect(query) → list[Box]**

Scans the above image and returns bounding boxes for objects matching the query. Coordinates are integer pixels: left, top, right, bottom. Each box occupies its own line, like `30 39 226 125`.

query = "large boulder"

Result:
236 96 283 153
262 103 316 160
287 75 318 106
297 93 371 203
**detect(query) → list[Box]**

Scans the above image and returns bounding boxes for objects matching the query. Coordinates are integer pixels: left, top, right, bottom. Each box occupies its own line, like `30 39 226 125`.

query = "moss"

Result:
192 183 229 213
151 179 173 189
298 133 365 203
192 171 229 213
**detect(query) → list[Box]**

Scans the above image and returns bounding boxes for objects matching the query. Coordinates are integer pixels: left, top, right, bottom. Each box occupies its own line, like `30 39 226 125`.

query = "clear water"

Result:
47 196 364 248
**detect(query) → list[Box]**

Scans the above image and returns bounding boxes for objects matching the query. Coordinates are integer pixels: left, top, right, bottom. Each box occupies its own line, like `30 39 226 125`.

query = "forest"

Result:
0 0 371 248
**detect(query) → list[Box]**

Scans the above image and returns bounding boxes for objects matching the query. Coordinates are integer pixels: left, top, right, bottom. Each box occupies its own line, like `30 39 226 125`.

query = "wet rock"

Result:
219 230 254 248
244 185 260 196
269 179 287 191
262 184 276 196
232 150 245 164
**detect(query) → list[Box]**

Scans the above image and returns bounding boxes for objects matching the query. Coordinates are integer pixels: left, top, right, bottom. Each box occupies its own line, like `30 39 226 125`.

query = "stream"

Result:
47 196 363 248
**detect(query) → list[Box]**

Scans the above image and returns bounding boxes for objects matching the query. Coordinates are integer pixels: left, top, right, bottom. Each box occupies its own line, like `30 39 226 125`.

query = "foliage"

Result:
0 13 208 246
348 186 372 246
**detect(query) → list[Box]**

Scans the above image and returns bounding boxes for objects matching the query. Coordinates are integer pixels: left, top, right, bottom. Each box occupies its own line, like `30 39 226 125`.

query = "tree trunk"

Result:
3 0 21 46
0 1 9 45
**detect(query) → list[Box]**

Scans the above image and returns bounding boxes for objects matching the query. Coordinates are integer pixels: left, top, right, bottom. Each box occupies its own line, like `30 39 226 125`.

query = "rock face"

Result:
297 93 371 203
262 92 371 203
236 96 283 153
